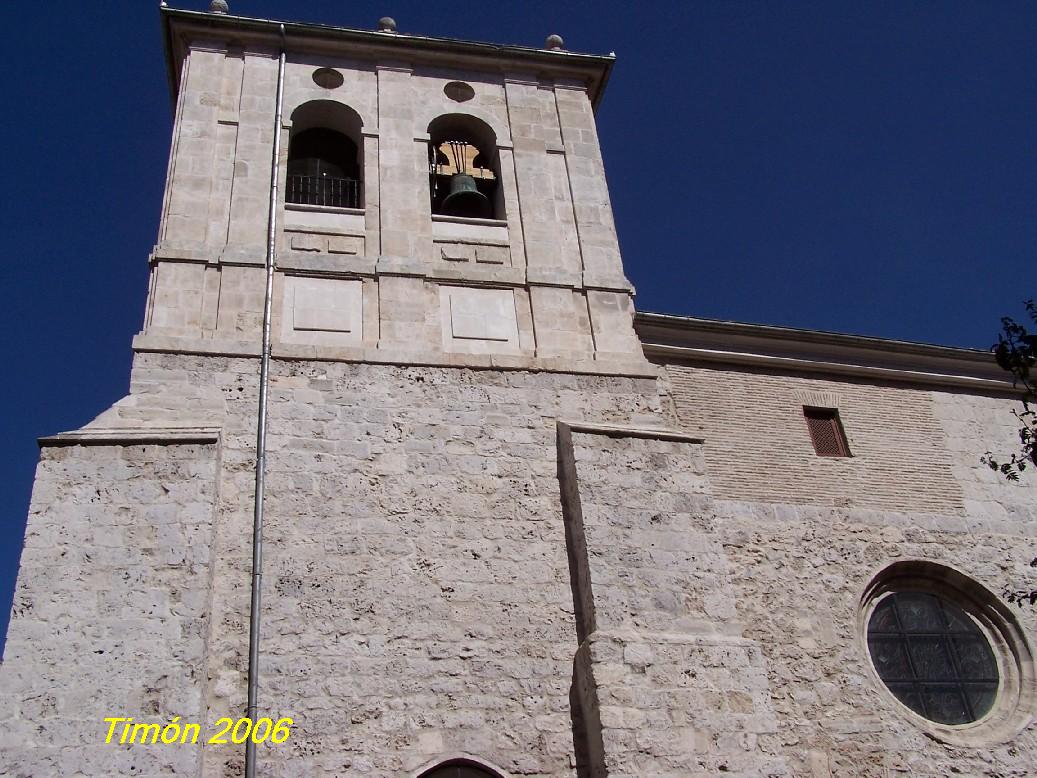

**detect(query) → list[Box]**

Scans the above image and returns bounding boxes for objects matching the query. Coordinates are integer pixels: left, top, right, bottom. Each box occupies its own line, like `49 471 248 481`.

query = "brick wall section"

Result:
663 364 966 512
0 442 218 777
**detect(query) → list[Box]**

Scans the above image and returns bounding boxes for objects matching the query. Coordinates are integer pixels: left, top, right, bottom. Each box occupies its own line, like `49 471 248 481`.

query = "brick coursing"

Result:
664 364 971 513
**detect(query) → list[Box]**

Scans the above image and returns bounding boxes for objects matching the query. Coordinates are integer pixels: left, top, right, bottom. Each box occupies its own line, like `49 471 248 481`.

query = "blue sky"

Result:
1 1 1034 650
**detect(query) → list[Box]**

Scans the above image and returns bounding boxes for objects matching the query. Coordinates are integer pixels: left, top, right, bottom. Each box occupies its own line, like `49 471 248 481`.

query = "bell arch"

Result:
287 100 365 209
427 113 503 220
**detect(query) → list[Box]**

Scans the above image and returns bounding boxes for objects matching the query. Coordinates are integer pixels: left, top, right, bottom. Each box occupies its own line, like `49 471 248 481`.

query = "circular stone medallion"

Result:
444 81 475 103
312 68 344 89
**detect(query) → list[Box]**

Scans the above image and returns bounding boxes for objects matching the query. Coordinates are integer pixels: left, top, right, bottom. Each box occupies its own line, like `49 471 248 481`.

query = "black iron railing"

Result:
286 175 361 209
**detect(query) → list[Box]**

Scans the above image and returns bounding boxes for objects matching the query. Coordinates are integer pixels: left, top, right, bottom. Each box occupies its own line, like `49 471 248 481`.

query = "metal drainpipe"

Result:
245 23 286 778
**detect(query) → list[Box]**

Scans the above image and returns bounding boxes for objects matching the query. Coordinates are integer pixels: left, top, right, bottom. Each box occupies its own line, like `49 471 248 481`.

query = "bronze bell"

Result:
441 173 491 219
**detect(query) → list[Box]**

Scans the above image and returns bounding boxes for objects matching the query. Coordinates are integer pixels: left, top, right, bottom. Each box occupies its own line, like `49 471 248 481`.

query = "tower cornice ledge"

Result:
130 333 662 379
161 6 616 109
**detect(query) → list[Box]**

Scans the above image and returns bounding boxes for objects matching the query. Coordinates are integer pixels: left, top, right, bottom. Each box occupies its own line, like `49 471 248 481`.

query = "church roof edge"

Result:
635 311 1013 392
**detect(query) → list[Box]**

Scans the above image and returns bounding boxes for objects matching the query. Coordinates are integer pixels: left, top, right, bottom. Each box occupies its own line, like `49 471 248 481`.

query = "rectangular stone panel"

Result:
286 231 365 256
290 233 325 252
328 235 364 255
439 285 520 354
282 275 363 346
437 242 476 262
475 244 509 265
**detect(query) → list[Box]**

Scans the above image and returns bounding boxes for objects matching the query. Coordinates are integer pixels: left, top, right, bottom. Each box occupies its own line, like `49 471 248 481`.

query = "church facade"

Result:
1 6 1035 777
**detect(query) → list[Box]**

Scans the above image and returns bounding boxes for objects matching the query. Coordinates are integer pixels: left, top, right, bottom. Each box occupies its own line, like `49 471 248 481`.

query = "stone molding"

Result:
130 333 660 378
638 311 1013 391
646 341 1013 392
38 426 222 447
150 247 636 294
559 419 704 444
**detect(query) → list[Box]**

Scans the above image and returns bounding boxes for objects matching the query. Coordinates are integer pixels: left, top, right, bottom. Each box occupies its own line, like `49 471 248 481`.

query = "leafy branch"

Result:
981 299 1036 481
1004 558 1037 607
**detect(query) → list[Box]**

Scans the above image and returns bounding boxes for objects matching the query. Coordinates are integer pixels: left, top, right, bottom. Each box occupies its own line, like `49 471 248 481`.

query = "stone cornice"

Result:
558 420 704 444
161 7 615 110
39 426 222 447
635 311 1015 392
131 333 660 379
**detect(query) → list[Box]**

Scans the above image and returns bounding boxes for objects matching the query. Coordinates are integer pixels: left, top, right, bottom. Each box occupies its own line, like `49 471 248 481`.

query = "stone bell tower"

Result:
0 5 753 778
144 7 645 372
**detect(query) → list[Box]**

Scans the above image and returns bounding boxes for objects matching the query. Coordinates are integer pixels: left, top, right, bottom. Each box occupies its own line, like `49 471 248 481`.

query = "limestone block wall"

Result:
559 427 789 777
3 351 667 777
4 347 1037 777
931 391 1037 530
218 361 664 777
573 634 784 778
0 440 219 778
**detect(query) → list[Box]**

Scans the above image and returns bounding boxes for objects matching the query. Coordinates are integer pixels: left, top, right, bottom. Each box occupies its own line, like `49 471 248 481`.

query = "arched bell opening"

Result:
428 114 502 220
287 100 364 209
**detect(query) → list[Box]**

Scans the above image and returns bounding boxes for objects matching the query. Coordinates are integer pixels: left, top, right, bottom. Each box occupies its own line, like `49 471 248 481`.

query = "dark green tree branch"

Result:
982 300 1036 607
981 299 1036 481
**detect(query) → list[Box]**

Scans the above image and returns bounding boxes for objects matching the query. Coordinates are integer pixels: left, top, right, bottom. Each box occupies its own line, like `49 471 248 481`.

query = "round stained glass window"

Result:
868 591 999 725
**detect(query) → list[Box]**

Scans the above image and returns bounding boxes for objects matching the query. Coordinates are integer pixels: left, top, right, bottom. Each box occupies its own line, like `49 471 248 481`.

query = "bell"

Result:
441 174 491 219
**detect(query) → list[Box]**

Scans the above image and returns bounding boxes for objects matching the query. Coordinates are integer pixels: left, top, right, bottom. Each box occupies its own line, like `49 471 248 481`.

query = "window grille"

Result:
286 127 362 209
285 174 360 209
803 406 851 457
868 591 999 724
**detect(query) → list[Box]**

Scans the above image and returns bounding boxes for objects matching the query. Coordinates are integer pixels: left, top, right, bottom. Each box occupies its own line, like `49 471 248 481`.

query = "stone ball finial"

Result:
378 17 397 33
209 0 229 13
545 34 564 51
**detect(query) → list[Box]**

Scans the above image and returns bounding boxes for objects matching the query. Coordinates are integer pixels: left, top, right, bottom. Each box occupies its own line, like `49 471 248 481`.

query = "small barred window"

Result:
803 406 851 457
